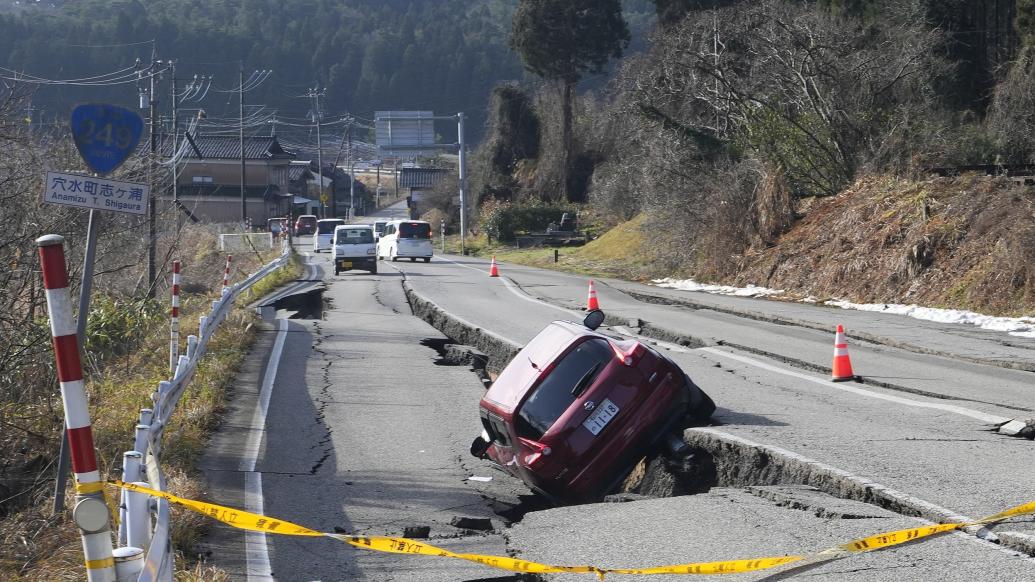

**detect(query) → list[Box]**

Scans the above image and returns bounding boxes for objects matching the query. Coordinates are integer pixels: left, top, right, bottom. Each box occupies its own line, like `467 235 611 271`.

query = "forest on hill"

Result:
0 0 655 137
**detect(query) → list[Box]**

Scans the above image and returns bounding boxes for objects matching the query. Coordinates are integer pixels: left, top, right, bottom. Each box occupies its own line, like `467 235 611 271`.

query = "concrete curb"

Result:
402 280 521 373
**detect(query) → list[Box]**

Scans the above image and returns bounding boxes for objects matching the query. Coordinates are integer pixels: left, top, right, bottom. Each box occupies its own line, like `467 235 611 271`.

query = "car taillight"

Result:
518 437 552 467
609 340 645 366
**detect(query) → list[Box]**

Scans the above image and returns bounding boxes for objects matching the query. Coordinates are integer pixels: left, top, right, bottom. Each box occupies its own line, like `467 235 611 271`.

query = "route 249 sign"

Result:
70 103 143 175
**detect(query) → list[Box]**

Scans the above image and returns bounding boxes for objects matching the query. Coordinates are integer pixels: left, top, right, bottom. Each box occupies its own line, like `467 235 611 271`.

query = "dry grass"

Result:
0 229 300 580
453 214 654 280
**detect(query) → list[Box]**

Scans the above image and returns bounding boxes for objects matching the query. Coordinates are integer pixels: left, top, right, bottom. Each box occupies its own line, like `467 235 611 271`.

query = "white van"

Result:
312 218 345 253
333 224 377 275
377 220 433 262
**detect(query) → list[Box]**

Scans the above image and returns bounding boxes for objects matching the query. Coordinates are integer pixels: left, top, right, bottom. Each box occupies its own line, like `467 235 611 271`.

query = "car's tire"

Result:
369 264 378 274
423 257 431 263
410 257 416 262
334 267 340 275
684 374 716 422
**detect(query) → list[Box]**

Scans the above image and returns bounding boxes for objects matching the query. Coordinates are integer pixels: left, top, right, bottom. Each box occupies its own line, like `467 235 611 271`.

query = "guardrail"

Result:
117 240 291 581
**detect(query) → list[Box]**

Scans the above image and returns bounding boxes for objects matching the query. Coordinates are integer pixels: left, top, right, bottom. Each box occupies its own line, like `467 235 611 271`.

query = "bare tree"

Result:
635 0 939 197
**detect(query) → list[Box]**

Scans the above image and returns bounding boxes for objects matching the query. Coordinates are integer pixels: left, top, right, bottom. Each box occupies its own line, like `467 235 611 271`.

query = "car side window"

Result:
515 339 612 440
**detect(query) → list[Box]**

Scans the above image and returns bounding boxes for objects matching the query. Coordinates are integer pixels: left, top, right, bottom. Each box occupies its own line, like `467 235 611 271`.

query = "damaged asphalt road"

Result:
198 235 1035 581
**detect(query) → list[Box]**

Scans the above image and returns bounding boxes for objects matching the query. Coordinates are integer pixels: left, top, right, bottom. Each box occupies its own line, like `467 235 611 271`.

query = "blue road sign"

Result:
70 104 144 175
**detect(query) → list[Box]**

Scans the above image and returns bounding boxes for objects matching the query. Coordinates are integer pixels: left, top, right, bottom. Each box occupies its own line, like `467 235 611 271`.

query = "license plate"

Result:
582 399 619 436
339 261 352 269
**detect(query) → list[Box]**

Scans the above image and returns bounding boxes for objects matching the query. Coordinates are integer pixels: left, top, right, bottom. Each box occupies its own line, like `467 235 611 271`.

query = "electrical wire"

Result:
0 63 140 83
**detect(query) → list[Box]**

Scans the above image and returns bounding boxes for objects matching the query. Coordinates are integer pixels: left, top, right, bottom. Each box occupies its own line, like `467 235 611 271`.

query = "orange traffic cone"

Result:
586 280 600 311
489 256 499 277
831 324 855 382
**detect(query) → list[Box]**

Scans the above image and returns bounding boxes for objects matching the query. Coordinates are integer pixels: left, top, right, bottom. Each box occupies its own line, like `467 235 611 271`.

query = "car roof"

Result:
483 320 595 412
317 218 345 223
334 224 372 230
298 215 317 219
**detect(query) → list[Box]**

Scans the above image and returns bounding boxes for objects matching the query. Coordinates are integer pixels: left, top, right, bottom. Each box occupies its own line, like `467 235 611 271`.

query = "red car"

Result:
471 310 715 503
294 214 318 236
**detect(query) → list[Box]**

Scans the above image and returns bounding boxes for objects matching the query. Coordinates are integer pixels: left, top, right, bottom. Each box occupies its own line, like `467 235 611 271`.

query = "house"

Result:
160 135 296 224
399 167 451 219
288 161 322 216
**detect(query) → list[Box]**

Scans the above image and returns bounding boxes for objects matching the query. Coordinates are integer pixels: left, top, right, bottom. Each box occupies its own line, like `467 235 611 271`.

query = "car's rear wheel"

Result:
369 264 378 274
423 257 431 263
410 257 416 262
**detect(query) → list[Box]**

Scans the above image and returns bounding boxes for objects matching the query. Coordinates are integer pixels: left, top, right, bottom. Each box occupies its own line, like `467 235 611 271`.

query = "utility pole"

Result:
457 111 467 255
347 116 354 218
148 56 160 298
308 86 328 218
170 62 180 232
239 64 246 227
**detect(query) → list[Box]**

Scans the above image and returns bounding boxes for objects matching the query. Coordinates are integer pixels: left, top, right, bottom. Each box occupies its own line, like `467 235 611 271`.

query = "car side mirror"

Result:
470 434 491 459
583 309 604 330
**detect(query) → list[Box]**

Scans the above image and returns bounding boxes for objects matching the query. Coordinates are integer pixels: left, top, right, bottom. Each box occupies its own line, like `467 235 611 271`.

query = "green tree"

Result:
1019 0 1035 46
510 0 628 201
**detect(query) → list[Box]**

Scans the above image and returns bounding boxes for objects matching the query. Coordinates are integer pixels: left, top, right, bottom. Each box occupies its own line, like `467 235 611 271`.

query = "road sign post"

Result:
50 104 144 517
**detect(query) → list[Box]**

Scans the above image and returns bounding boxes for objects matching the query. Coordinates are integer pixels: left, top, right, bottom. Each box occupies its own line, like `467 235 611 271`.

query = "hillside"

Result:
498 175 1035 318
0 0 655 139
733 175 1035 316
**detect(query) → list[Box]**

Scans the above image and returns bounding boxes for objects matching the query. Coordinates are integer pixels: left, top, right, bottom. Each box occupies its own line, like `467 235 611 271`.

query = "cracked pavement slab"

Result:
202 246 530 581
506 490 1035 581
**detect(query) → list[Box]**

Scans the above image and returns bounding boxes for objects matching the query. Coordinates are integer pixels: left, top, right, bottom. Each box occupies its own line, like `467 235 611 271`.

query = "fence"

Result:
117 239 291 581
218 232 274 251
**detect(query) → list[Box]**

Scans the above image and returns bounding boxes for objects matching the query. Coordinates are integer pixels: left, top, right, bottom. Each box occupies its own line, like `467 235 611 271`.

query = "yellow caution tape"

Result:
109 481 1035 578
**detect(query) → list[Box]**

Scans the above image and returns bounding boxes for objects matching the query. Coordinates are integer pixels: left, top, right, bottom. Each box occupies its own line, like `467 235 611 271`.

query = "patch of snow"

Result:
824 299 1035 338
652 278 784 298
649 277 1035 338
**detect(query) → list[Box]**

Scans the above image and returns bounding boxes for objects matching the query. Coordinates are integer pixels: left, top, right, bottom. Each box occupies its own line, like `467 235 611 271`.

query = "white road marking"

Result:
700 346 1011 425
244 472 272 581
242 317 289 581
432 255 580 317
610 324 1010 424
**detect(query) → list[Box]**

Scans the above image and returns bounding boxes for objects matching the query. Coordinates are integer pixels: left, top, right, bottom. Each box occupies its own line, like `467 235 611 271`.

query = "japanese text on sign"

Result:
41 171 148 215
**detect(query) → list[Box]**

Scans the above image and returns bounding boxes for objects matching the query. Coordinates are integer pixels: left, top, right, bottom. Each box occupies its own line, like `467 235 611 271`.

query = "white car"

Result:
377 220 433 262
333 224 377 275
312 218 345 253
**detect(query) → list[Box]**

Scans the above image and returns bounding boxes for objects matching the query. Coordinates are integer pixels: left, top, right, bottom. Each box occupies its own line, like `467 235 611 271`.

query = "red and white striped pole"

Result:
37 235 116 581
169 260 181 375
221 254 233 294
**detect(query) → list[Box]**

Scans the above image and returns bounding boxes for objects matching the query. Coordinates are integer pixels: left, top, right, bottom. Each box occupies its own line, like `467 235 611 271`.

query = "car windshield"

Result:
399 222 431 239
336 229 373 244
317 221 344 234
516 339 612 440
374 222 387 234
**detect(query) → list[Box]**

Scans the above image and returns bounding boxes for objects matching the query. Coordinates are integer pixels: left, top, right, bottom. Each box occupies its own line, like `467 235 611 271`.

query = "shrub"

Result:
479 200 575 241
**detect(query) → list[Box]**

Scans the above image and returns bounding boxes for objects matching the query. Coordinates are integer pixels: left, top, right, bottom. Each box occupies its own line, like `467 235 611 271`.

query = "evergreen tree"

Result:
510 0 628 201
